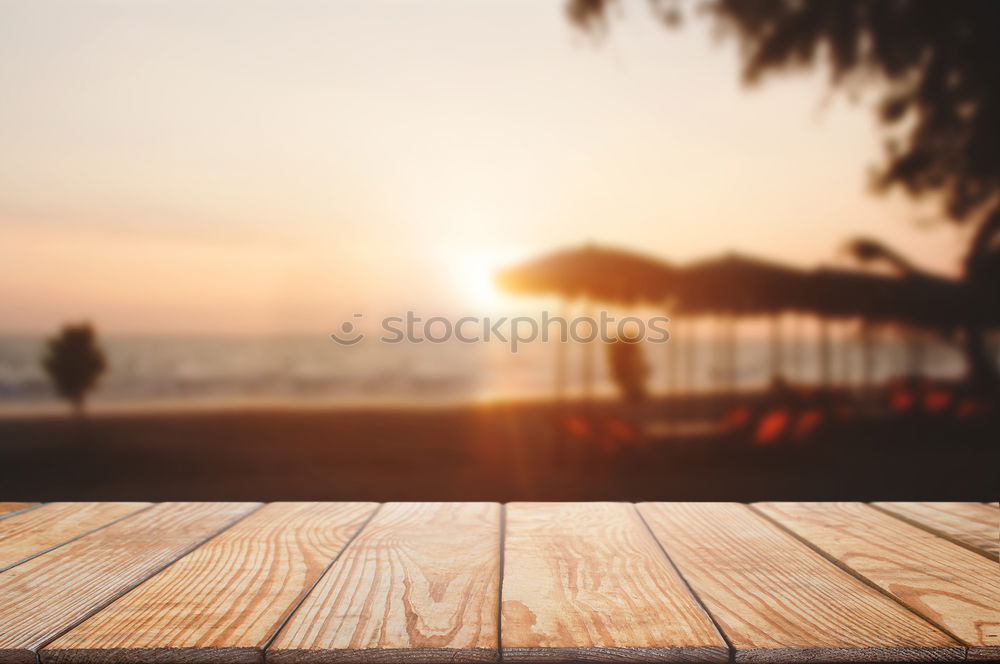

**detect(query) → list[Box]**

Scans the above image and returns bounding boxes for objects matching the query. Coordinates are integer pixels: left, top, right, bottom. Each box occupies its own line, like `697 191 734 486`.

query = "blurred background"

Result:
1 0 998 500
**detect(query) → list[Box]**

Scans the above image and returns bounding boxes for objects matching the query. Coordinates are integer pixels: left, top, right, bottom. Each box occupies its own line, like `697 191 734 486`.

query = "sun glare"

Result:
454 255 506 310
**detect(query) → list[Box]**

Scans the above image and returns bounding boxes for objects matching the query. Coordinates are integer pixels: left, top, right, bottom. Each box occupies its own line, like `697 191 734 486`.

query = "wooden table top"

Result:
0 501 996 664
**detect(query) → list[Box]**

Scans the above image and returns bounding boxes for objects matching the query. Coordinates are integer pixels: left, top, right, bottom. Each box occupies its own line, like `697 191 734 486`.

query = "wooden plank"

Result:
638 502 963 663
756 501 1000 661
500 502 727 663
987 502 1000 509
268 502 502 664
873 502 999 559
43 502 376 664
0 502 259 664
0 502 150 572
0 504 38 519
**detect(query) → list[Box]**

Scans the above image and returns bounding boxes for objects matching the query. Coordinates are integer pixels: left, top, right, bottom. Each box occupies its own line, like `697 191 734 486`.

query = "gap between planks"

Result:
42 503 378 664
0 504 41 521
0 503 262 664
267 502 503 664
754 502 1000 661
0 502 152 573
870 502 999 561
638 502 964 663
501 502 728 663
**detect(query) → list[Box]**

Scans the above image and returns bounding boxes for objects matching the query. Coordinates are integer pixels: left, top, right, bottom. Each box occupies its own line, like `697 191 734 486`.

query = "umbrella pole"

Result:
684 318 696 394
770 313 783 384
908 326 925 378
666 308 678 397
717 315 738 397
729 315 739 395
818 317 832 389
790 314 804 385
860 321 875 396
555 300 567 405
581 300 594 406
839 321 852 391
712 316 722 396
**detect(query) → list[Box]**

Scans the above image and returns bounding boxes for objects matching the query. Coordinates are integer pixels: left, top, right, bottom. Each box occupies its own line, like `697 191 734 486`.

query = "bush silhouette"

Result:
42 324 107 415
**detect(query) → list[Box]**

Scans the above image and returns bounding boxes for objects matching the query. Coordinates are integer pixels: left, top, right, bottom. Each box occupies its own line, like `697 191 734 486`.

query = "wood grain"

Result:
43 502 376 664
0 502 150 572
0 504 38 519
988 503 1000 509
872 502 999 559
756 501 1000 661
500 502 727 663
638 502 962 663
268 502 501 664
0 502 259 664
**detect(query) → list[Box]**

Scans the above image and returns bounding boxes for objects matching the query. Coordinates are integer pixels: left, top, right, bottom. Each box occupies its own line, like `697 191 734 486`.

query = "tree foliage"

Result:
568 0 1000 227
43 323 107 414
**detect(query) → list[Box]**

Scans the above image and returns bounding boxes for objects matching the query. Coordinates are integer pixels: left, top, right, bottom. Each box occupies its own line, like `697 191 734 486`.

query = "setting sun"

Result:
453 255 507 310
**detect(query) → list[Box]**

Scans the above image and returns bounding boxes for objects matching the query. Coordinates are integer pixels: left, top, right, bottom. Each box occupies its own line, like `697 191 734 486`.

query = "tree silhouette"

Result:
567 0 1000 391
42 324 107 415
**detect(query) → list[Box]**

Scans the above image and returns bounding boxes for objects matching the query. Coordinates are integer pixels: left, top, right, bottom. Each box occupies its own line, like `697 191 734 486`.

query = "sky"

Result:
0 0 974 334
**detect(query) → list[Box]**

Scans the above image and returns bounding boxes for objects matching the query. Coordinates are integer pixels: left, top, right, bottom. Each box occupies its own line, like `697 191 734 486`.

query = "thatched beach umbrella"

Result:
669 253 814 387
809 268 968 328
807 267 973 387
496 244 678 405
893 273 973 330
498 243 982 402
495 244 678 304
672 253 812 316
808 268 905 321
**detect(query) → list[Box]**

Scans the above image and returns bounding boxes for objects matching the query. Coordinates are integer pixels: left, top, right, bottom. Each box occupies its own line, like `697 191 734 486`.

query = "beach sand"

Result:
1 398 996 501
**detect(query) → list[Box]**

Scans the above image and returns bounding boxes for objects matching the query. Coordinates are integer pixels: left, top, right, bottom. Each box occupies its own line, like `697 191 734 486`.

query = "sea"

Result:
0 332 971 413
